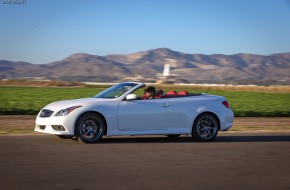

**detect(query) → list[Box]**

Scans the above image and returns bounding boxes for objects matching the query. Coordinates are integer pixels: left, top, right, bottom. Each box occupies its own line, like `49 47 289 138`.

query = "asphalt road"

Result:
1 133 290 190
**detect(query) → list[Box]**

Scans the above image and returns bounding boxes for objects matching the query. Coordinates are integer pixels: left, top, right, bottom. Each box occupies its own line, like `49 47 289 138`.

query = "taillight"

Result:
222 101 230 108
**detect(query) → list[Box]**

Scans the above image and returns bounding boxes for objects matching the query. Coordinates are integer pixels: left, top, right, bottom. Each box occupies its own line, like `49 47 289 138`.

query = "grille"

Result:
40 109 54 117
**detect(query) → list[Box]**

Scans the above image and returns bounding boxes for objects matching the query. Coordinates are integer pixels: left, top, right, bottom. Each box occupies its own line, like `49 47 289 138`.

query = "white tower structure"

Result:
156 64 177 84
162 64 170 77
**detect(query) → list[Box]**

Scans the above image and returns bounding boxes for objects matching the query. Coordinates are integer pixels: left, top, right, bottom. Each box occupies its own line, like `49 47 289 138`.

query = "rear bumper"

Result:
220 109 234 131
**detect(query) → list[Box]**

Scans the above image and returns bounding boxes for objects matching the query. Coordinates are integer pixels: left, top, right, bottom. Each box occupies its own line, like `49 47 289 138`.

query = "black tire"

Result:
192 113 219 142
56 135 73 139
166 134 181 138
75 112 106 143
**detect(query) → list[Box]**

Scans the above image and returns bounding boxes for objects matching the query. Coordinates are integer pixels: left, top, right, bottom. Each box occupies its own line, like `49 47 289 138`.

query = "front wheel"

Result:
192 113 219 142
75 113 106 143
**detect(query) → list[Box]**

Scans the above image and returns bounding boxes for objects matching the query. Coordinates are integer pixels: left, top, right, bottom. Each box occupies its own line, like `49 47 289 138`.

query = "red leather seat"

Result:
166 90 178 96
178 91 189 95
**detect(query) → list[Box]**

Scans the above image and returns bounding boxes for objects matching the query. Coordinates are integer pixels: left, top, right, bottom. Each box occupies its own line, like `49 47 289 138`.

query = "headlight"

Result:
54 106 82 116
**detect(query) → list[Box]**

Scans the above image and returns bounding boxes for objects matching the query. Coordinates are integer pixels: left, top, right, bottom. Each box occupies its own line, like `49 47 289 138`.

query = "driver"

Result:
143 86 156 99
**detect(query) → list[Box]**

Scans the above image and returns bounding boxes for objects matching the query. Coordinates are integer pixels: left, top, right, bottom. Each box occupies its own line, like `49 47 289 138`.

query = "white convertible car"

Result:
35 82 234 143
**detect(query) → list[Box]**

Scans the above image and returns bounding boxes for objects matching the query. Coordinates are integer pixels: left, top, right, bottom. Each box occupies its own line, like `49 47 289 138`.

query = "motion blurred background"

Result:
0 0 290 118
0 0 290 84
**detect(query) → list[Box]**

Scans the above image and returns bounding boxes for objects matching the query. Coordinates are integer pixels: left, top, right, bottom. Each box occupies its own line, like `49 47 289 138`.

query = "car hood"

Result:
44 98 110 111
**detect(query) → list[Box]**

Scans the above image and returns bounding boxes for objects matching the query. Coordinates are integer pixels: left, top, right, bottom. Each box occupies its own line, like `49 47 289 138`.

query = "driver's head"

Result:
144 86 156 99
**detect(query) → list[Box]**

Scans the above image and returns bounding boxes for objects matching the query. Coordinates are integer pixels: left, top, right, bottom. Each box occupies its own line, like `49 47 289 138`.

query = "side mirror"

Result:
126 94 138 101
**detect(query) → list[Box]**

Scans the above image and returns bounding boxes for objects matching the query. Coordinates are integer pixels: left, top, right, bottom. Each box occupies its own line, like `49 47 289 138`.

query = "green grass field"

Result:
0 86 290 116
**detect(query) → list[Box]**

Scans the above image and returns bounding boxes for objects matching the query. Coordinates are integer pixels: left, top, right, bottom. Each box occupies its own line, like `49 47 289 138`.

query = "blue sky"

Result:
1 0 290 64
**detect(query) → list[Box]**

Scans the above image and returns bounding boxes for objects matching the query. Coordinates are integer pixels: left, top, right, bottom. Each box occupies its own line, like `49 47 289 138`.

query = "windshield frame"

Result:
94 82 141 99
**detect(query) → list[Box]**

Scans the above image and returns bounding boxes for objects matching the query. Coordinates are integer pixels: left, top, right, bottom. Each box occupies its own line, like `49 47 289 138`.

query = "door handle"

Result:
161 103 171 108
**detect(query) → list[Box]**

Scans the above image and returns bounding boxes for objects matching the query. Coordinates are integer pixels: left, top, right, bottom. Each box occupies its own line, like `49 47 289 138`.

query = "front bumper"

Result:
35 113 76 135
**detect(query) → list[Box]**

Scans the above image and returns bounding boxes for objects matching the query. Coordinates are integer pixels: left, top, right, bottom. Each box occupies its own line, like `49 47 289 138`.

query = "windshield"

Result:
94 82 139 99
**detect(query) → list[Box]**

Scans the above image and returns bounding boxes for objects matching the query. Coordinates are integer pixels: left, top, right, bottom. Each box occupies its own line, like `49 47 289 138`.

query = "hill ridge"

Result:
1 48 290 84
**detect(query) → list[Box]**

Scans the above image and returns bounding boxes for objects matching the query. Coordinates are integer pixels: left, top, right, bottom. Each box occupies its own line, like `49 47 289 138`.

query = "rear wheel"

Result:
192 113 219 142
75 113 106 143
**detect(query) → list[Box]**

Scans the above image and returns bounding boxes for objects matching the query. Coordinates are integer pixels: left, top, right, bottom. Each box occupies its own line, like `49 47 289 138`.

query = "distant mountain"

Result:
1 48 290 84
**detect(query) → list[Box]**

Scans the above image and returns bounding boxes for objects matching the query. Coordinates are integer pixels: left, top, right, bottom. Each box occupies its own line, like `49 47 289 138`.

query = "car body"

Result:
35 82 234 143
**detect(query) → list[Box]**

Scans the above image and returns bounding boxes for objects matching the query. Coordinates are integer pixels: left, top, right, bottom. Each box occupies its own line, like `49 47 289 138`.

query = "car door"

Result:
117 98 173 130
